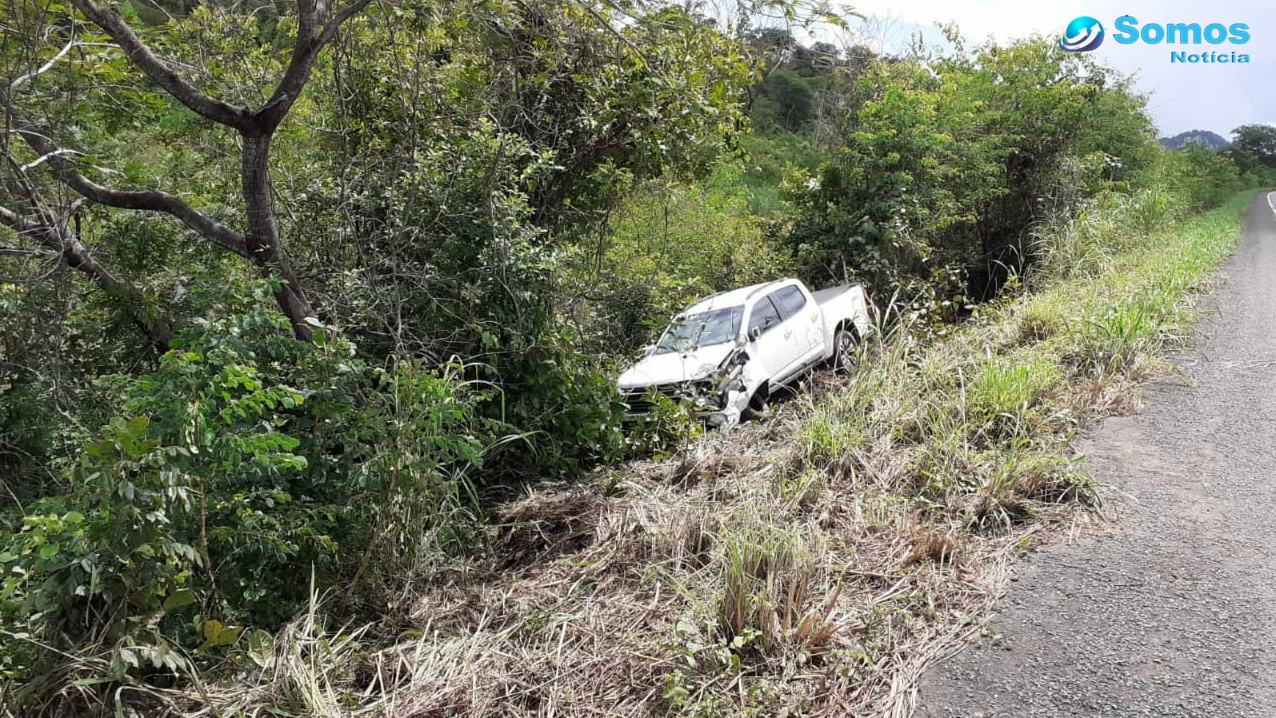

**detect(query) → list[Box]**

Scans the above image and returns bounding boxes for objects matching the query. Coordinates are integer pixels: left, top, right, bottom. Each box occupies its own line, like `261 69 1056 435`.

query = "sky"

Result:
820 0 1276 138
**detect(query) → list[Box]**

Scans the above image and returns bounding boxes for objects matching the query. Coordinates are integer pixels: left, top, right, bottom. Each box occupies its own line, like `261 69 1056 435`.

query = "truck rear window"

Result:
771 285 807 319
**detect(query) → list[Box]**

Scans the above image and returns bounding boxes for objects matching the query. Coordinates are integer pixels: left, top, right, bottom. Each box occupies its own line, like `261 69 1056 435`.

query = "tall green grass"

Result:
797 189 1253 527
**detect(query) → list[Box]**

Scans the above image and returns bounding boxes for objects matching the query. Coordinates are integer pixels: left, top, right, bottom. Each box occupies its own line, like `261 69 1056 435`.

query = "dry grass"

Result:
153 190 1251 718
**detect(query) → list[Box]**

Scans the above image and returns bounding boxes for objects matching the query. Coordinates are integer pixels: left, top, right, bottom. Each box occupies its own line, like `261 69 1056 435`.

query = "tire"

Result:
831 325 859 374
743 384 771 421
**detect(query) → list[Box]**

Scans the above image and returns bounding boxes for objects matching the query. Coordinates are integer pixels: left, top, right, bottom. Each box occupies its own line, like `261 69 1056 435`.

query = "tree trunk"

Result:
240 133 315 341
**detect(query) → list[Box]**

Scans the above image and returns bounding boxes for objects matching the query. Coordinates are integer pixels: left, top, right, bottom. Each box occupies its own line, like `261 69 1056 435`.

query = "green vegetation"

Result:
345 188 1249 718
0 1 1270 714
785 39 1159 312
146 187 1249 718
1228 123 1276 169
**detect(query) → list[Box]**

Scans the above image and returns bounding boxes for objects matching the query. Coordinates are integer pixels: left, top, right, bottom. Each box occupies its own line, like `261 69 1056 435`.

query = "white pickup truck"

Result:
618 278 875 427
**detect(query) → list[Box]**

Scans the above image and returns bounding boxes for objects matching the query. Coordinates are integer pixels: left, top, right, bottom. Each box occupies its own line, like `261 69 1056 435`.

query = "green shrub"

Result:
0 286 497 690
1159 143 1246 211
621 391 704 459
493 333 628 475
578 165 787 353
785 38 1158 309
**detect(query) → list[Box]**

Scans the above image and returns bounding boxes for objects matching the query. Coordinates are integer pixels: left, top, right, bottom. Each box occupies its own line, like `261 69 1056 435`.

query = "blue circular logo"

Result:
1060 16 1105 52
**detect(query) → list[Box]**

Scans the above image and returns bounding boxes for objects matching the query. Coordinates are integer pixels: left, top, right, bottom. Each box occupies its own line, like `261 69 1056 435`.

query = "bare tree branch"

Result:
9 36 77 92
319 0 378 45
258 0 375 131
0 203 34 234
18 147 78 172
57 166 250 257
2 100 250 257
0 245 52 258
19 0 375 340
67 0 257 132
0 200 172 345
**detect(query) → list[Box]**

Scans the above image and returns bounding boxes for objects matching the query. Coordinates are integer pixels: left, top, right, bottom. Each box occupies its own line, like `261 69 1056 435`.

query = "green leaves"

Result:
161 589 196 611
787 37 1158 313
1 297 499 673
243 628 275 666
198 619 242 650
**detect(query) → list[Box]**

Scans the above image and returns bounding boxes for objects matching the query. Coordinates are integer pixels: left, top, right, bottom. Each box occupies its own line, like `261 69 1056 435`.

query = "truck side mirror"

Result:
641 345 657 357
748 326 763 342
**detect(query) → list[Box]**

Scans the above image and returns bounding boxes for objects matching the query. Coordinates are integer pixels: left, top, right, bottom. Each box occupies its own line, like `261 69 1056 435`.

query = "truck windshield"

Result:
655 306 743 354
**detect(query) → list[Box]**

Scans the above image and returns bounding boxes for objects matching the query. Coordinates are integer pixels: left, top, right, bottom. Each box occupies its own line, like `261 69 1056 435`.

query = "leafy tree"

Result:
1161 143 1246 210
786 38 1156 310
1230 124 1276 168
754 69 818 130
1 0 376 341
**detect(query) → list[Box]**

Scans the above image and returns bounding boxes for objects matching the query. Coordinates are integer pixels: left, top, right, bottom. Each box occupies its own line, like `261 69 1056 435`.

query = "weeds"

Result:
967 352 1063 441
718 512 835 653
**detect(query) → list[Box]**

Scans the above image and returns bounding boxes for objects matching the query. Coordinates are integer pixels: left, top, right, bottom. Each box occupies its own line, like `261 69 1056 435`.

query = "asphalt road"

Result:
915 192 1276 718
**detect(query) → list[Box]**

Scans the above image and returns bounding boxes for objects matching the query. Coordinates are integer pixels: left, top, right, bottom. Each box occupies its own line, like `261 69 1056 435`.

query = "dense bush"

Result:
572 164 787 352
1 284 495 665
1158 143 1251 210
785 39 1159 314
290 0 754 473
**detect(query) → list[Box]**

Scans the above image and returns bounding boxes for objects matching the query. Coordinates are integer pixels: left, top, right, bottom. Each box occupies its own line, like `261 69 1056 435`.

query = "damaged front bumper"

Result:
705 387 750 428
620 348 755 428
703 361 751 427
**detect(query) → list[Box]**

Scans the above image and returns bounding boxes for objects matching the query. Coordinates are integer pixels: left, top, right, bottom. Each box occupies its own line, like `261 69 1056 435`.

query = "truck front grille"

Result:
622 381 715 414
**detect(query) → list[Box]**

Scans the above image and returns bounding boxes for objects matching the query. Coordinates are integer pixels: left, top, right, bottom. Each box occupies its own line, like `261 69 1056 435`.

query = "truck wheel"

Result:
743 385 771 421
831 325 858 374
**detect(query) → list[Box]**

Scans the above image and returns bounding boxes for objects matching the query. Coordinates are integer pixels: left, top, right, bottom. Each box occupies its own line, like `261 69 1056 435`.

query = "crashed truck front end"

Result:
619 343 762 428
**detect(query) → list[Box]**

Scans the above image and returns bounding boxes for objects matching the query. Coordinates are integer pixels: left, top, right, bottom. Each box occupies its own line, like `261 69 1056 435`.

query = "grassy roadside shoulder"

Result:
179 189 1253 718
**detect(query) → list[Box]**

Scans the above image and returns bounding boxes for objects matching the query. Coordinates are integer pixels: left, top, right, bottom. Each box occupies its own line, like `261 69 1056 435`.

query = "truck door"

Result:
746 289 807 383
769 283 821 367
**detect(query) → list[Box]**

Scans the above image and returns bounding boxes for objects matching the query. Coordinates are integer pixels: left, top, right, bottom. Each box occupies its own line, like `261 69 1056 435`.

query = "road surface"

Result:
916 192 1276 718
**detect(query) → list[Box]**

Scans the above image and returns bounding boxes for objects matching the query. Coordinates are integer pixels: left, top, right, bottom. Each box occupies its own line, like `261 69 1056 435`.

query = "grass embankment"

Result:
185 190 1251 717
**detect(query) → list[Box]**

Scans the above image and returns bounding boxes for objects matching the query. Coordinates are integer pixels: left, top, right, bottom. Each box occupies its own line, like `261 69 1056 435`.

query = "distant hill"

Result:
1160 130 1230 150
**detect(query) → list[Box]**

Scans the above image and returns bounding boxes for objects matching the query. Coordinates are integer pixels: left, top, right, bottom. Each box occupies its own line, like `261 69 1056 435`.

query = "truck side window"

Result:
771 285 807 319
748 297 782 337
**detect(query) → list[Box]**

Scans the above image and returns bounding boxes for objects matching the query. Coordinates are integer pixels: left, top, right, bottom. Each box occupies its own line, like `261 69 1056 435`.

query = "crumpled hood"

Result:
617 343 737 389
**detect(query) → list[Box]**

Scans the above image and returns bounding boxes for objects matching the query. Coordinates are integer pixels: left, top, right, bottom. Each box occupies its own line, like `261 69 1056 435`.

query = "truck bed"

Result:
812 284 860 304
